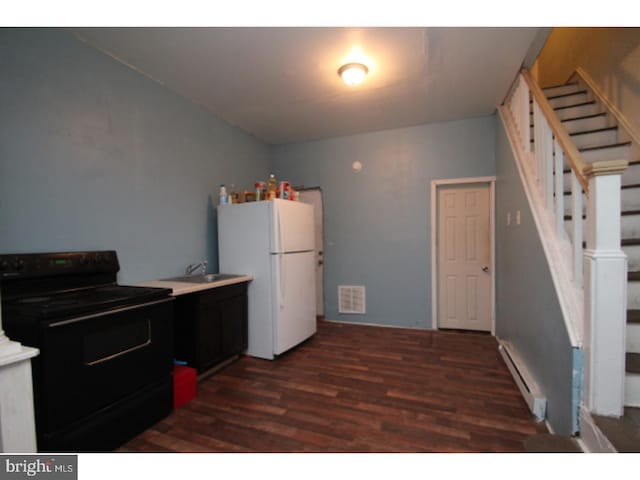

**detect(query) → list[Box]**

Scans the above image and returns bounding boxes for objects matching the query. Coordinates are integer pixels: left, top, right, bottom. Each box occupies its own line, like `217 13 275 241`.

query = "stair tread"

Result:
628 310 640 324
543 82 578 90
522 433 582 453
629 272 640 282
554 100 596 111
579 141 631 152
592 407 640 453
570 126 618 137
561 112 607 123
628 352 640 374
546 89 588 101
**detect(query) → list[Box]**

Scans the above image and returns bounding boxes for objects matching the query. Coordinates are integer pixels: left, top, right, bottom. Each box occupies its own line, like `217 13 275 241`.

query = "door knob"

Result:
481 265 489 273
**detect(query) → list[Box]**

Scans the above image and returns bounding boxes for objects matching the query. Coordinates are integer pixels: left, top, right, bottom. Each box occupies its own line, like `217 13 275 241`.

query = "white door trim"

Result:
431 176 496 334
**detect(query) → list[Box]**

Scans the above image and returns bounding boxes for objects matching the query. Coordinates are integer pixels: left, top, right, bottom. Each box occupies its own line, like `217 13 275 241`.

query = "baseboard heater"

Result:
498 339 547 422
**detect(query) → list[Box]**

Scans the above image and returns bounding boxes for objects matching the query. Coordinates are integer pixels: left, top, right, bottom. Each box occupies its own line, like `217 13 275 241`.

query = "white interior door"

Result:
437 182 492 331
299 188 324 316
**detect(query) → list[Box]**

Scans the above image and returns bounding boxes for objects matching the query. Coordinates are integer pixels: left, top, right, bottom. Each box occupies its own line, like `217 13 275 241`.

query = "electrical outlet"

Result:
516 210 521 225
507 212 511 225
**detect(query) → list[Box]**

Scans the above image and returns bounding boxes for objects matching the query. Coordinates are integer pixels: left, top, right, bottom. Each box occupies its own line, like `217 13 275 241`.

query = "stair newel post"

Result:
583 161 628 416
0 288 39 452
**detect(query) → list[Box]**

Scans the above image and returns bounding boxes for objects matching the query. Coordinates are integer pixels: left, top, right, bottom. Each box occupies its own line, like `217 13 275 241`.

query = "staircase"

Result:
502 68 640 452
539 80 640 411
529 79 640 452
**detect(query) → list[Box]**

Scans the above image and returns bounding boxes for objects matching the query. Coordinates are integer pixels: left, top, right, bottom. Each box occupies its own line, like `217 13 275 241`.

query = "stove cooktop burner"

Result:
6 285 172 319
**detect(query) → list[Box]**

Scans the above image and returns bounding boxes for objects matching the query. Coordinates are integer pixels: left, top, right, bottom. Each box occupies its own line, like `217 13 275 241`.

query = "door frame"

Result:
430 176 496 334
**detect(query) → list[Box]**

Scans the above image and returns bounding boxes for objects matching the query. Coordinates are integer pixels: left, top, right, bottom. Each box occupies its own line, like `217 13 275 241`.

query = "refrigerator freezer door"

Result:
270 199 315 254
272 250 316 355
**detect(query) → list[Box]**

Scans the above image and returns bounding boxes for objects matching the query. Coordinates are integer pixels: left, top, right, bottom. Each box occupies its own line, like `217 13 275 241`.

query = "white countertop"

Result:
134 274 253 296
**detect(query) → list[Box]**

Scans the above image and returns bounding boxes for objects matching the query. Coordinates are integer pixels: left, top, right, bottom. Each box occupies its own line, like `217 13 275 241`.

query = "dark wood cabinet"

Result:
173 282 248 374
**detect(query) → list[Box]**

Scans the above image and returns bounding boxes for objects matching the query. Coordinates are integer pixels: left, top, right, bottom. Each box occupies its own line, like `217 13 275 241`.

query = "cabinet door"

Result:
220 293 248 357
197 301 224 372
196 283 248 373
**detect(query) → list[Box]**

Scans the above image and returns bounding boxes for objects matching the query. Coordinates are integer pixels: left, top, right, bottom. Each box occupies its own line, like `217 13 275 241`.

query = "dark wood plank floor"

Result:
119 320 548 453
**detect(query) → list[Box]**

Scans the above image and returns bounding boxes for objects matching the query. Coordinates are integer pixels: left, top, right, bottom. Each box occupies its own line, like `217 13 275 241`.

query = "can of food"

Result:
279 181 290 199
255 181 266 201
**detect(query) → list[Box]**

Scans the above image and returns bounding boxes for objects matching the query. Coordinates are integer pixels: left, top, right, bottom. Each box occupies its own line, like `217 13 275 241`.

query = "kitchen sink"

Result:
163 273 242 283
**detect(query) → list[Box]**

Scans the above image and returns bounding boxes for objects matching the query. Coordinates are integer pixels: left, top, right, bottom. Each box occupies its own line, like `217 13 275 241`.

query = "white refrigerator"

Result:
218 199 316 360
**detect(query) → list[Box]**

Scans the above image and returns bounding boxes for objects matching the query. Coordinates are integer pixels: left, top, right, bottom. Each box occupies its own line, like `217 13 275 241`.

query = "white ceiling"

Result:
71 27 542 145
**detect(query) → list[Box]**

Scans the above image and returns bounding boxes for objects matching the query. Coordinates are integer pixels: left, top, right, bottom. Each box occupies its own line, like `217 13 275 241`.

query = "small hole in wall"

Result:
352 161 363 173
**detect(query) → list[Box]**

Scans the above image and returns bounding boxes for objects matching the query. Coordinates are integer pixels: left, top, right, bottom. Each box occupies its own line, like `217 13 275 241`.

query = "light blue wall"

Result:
272 116 496 328
0 28 270 284
494 113 576 435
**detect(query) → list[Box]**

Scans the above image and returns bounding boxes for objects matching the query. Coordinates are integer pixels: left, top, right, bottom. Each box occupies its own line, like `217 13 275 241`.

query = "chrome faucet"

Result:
185 260 208 276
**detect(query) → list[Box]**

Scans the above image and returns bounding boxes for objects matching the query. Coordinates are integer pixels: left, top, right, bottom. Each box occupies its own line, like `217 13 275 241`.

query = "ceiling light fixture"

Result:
338 62 368 86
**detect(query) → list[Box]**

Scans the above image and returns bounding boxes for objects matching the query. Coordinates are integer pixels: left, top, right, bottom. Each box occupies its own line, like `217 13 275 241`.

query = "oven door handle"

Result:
85 322 152 367
48 297 174 327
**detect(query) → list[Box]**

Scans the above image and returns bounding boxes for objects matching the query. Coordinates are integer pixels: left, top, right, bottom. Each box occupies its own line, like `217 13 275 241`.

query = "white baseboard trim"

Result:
323 318 427 330
497 339 547 422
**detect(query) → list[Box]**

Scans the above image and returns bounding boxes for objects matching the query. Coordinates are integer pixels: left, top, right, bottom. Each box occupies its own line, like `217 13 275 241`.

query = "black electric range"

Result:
0 250 175 452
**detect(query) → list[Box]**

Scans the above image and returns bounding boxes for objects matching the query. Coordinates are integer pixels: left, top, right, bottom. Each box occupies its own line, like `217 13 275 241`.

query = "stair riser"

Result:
628 323 640 354
622 188 640 211
628 281 640 310
548 92 589 109
563 215 640 245
562 115 610 134
555 103 601 121
623 245 640 271
561 195 586 217
625 373 640 407
621 164 640 186
531 132 620 156
581 144 631 163
571 129 619 150
562 189 640 216
622 214 640 240
543 84 582 97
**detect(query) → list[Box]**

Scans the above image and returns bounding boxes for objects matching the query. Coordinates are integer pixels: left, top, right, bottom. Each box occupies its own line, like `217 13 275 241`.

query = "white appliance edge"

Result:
218 200 316 360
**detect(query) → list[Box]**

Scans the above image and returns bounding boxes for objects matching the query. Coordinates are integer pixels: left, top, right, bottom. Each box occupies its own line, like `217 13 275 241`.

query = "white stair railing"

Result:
502 68 628 417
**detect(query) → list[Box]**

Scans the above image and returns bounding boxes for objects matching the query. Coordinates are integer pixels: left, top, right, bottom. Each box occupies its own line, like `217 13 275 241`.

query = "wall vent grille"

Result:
338 285 366 314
